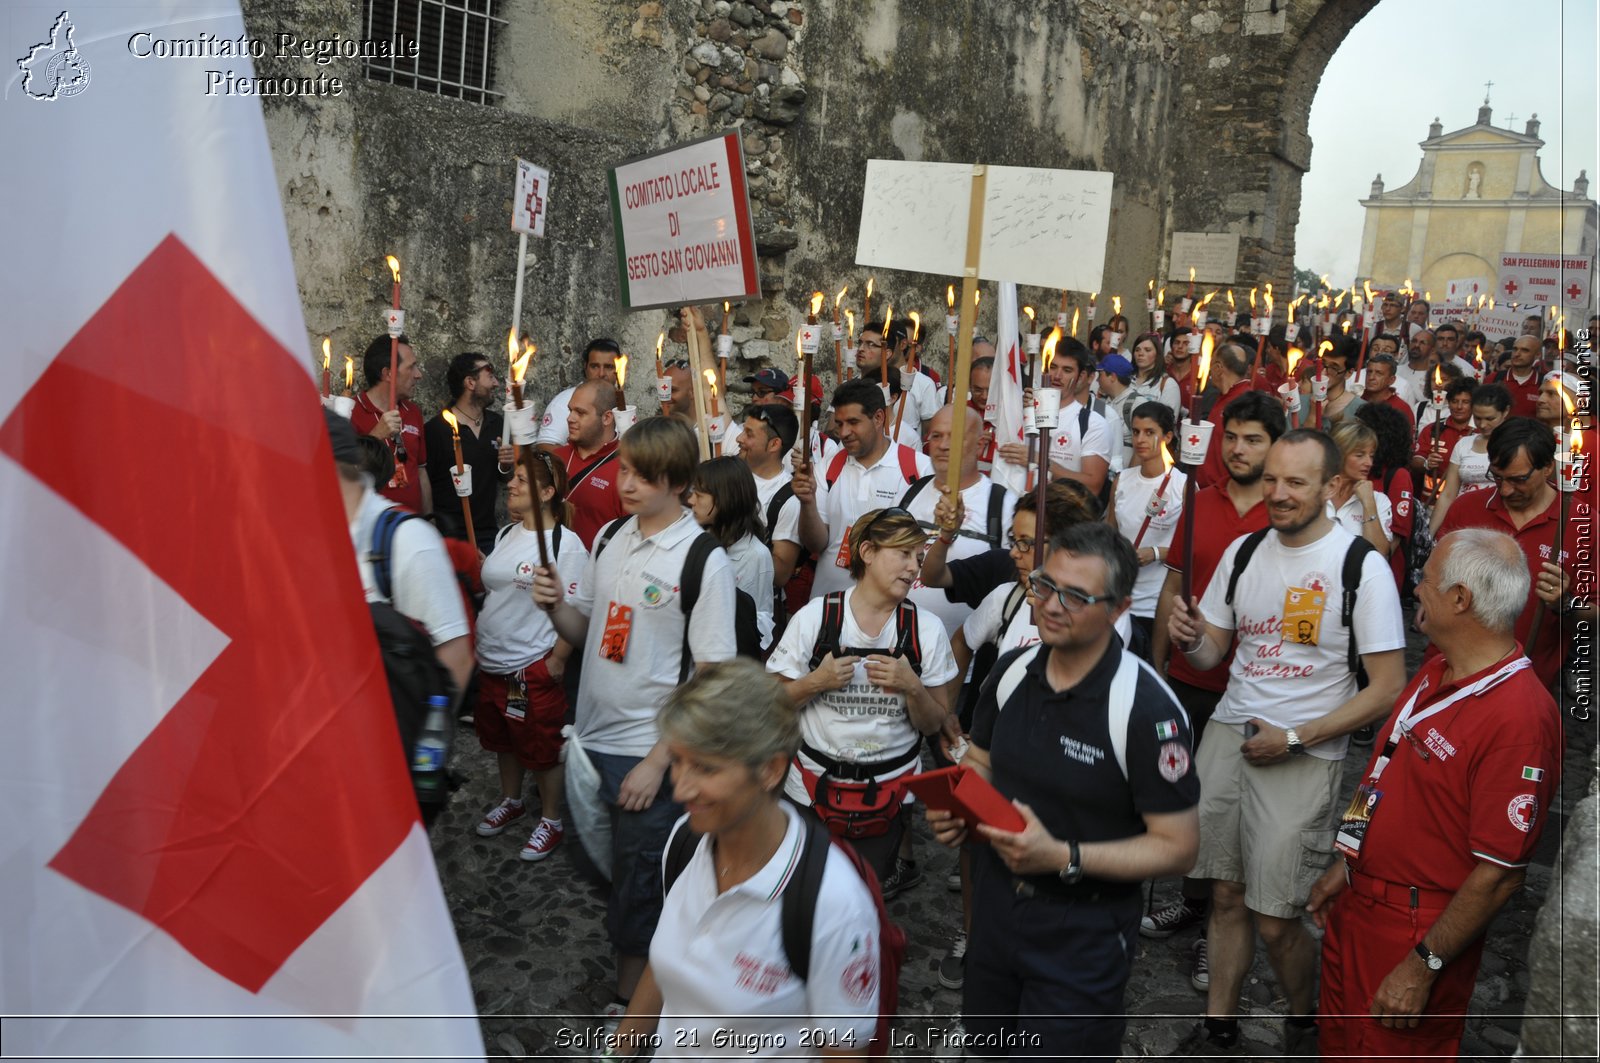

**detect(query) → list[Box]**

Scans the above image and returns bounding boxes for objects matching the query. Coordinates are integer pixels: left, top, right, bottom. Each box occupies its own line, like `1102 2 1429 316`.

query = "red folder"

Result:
903 765 1025 835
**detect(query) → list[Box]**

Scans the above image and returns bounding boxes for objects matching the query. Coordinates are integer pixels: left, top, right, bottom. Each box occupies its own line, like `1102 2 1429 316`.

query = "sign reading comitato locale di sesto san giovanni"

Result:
607 132 759 311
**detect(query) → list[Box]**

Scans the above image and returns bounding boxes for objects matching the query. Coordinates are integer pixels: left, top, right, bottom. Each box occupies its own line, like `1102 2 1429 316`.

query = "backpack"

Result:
824 444 921 490
993 643 1150 779
494 520 564 555
899 476 1007 547
368 508 459 820
957 582 1031 726
760 481 816 631
806 590 924 675
663 814 906 1058
1064 403 1116 509
593 518 763 673
1224 528 1377 680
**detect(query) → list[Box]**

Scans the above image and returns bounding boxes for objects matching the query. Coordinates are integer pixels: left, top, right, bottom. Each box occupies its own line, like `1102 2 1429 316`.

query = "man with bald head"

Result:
901 404 1017 636
659 363 694 419
1310 529 1560 1061
1491 335 1545 419
554 379 624 547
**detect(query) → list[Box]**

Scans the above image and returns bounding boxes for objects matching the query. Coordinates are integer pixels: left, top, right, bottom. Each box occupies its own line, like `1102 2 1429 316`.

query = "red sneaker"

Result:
519 819 564 861
475 798 526 837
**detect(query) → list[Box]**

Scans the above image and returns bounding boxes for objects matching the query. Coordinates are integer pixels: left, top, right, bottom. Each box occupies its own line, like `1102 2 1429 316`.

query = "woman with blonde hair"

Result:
1328 421 1393 557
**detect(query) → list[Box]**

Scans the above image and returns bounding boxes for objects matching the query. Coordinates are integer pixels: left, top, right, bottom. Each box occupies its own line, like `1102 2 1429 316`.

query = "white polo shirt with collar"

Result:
811 443 934 599
1047 396 1115 475
571 509 738 756
650 803 880 1058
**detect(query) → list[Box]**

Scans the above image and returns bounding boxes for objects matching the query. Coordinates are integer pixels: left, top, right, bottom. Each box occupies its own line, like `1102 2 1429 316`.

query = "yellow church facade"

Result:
1355 104 1596 298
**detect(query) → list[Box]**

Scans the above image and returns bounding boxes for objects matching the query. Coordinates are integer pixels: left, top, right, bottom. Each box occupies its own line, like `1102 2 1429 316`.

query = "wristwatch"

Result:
1285 728 1306 757
1414 941 1445 971
1058 840 1083 885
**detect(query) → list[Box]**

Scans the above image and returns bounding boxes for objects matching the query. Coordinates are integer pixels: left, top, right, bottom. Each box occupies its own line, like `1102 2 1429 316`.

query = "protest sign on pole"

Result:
607 132 760 311
1496 252 1592 308
507 157 550 413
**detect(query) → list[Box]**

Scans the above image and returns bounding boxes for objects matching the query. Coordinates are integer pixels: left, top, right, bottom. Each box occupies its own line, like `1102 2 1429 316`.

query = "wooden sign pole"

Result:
945 165 987 507
685 315 714 461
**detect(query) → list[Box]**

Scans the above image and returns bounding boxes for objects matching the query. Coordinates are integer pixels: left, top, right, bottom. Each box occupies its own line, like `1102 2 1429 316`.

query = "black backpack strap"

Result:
494 522 519 549
764 483 795 547
592 517 628 560
1223 528 1272 608
808 591 847 670
551 523 563 556
985 482 1006 546
369 508 413 603
779 816 831 983
999 581 1028 634
894 599 924 675
662 817 700 895
898 474 934 510
569 447 619 487
677 532 718 683
1341 537 1377 675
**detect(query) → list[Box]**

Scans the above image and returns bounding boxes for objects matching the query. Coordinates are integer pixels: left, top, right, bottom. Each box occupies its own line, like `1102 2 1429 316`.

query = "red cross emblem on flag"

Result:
0 236 417 992
1567 282 1583 302
1503 279 1519 296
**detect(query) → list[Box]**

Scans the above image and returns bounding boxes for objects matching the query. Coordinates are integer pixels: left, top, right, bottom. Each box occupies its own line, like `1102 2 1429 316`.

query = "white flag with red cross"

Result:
987 282 1029 494
1 3 483 1057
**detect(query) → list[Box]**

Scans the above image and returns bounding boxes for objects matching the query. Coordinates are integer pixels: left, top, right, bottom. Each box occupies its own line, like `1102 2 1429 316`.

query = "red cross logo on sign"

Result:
525 181 544 231
1503 279 1519 296
1567 282 1583 302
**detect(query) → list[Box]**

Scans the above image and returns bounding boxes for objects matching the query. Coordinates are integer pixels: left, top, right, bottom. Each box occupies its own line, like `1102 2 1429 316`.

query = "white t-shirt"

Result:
1113 465 1188 618
1128 374 1183 419
961 581 1133 655
651 804 879 1058
1330 491 1393 544
903 475 1016 635
725 533 776 650
537 384 577 445
1199 525 1407 760
351 490 470 647
811 444 935 599
1450 435 1491 489
571 510 739 755
780 425 836 475
753 466 801 550
1045 397 1114 475
903 369 941 426
768 588 958 803
476 523 587 673
1395 361 1432 398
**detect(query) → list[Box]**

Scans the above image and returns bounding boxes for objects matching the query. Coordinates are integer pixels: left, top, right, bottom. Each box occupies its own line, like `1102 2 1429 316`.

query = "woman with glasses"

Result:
765 508 959 879
1428 383 1512 537
688 456 774 651
471 448 586 861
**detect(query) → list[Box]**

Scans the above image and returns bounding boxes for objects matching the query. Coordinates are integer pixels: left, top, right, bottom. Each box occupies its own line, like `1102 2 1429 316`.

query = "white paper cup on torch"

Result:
505 401 538 445
1285 322 1300 344
799 324 821 355
451 465 473 497
612 405 639 436
706 411 731 444
1277 383 1301 415
1556 451 1586 493
384 308 405 338
1153 310 1166 330
900 367 918 391
1311 375 1329 403
1108 331 1124 351
1025 332 1041 357
655 376 672 402
1033 387 1061 429
1179 297 1194 314
1179 420 1214 465
716 334 734 359
1055 311 1068 331
1348 368 1367 394
1187 331 1204 354
946 314 959 337
330 395 355 419
879 382 893 406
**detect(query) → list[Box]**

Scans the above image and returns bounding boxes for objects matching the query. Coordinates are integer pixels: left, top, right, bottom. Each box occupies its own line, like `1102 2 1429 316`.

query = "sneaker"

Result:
1140 898 1206 939
1173 1023 1242 1057
475 798 525 837
947 869 963 892
937 931 967 990
1190 935 1210 993
519 818 564 861
880 857 923 899
1283 1019 1318 1057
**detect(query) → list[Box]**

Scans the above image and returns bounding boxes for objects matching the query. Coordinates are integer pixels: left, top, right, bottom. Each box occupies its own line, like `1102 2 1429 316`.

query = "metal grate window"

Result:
364 0 505 105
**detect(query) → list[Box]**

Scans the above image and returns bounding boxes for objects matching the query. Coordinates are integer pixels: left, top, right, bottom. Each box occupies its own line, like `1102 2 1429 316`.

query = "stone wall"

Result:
1520 766 1600 1060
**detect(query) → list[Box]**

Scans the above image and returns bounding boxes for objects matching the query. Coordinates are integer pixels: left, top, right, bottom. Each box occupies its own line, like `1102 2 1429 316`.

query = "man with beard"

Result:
1169 429 1407 1058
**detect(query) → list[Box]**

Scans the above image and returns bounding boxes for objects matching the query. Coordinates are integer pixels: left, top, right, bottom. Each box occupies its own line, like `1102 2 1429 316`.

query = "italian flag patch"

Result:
1156 720 1180 740
1522 766 1544 782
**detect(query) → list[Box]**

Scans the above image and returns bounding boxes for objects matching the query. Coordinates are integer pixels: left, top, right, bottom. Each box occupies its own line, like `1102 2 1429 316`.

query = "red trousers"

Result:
1319 882 1485 1061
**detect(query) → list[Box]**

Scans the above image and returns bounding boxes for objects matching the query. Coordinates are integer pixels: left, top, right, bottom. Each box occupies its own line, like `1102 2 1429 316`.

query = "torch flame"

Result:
1434 364 1444 388
974 289 981 309
882 303 893 334
1189 267 1196 283
1425 290 1432 302
1287 347 1305 376
508 328 519 360
947 284 955 309
1249 288 1257 310
1070 307 1080 337
1341 320 1352 335
321 337 331 370
441 408 459 433
844 309 855 338
1264 288 1274 314
1198 291 1216 310
835 285 848 309
1023 305 1035 326
511 346 534 384
866 277 874 300
1319 273 1330 288
1041 328 1060 373
1563 387 1577 418
1158 287 1166 305
1148 279 1155 293
344 357 354 390
385 255 400 283
1572 422 1584 455
1363 280 1375 304
703 368 717 395
810 291 825 317
1485 297 1495 311
1403 278 1414 295
1112 295 1122 316
909 310 921 341
613 353 628 389
1226 290 1236 311
1196 334 1215 392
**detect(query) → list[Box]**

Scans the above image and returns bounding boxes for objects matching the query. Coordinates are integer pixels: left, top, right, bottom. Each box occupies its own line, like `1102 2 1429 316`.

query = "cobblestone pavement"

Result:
431 618 1597 1061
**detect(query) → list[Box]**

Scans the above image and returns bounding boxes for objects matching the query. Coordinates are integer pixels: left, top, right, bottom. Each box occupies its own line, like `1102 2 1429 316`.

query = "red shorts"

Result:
474 657 566 772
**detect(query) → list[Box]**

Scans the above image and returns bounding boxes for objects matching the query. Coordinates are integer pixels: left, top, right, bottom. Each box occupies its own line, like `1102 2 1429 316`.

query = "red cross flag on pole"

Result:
1 4 483 1057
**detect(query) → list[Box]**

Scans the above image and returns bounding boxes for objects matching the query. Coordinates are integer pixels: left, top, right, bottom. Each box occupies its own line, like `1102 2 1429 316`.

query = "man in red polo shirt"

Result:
1309 528 1560 1061
1146 390 1282 982
350 332 430 514
1194 343 1255 489
1361 354 1417 430
554 380 624 547
1437 417 1596 686
1490 335 1545 418
1250 325 1291 396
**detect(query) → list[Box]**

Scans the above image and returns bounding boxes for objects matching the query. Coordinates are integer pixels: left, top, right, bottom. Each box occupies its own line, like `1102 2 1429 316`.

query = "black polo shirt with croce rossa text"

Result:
971 635 1200 897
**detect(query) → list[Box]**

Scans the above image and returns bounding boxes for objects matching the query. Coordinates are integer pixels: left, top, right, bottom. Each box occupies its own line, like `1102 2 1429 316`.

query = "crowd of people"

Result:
330 292 1594 1060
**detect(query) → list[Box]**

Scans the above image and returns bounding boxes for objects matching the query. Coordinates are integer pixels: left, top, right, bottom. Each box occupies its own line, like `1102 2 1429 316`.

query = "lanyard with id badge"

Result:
1334 655 1531 860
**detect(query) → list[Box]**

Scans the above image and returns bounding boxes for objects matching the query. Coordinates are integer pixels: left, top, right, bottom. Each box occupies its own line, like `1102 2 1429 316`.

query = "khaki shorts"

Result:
1191 722 1341 919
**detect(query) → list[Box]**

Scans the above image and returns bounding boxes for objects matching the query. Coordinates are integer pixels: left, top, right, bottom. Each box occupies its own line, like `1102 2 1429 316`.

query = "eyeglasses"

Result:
662 359 689 370
1005 533 1036 553
859 340 888 351
1487 467 1542 487
474 364 498 378
1028 570 1116 613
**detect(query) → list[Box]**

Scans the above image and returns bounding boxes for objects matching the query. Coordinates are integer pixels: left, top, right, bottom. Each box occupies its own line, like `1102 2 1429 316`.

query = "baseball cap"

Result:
745 368 791 391
781 375 825 405
1097 354 1134 381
